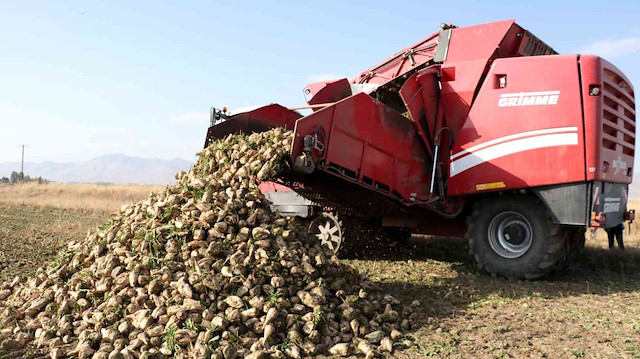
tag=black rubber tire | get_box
[565,227,586,260]
[467,196,567,280]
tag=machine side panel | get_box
[448,55,586,195]
[445,20,515,63]
[590,181,628,228]
[399,68,440,155]
[580,55,635,184]
[305,78,353,110]
[440,20,517,138]
[361,145,395,190]
[532,182,589,225]
[327,130,365,174]
[291,93,432,203]
[352,32,440,87]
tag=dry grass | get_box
[0,182,165,213]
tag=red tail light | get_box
[591,212,607,227]
[625,209,635,221]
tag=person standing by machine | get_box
[605,223,625,250]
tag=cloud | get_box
[307,74,345,83]
[170,111,209,124]
[579,37,640,59]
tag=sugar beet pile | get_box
[0,128,416,359]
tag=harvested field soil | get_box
[349,236,640,358]
[0,204,105,283]
[2,203,640,358]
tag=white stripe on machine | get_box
[500,90,561,98]
[451,126,577,160]
[450,131,578,177]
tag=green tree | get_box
[9,171,19,184]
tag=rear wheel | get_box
[468,196,567,280]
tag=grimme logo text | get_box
[498,91,560,107]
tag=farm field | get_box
[0,182,165,213]
[0,185,639,358]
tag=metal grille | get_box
[601,68,635,157]
[518,31,557,56]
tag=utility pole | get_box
[18,145,28,177]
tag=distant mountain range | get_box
[0,154,193,185]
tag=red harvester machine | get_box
[205,20,636,279]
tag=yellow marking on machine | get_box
[476,181,506,191]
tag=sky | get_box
[1,0,639,164]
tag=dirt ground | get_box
[0,204,106,282]
[1,200,640,358]
[349,237,640,358]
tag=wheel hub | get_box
[316,220,341,252]
[487,211,533,259]
[309,213,343,254]
[502,221,527,245]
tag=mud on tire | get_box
[468,195,567,280]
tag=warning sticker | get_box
[476,181,506,191]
